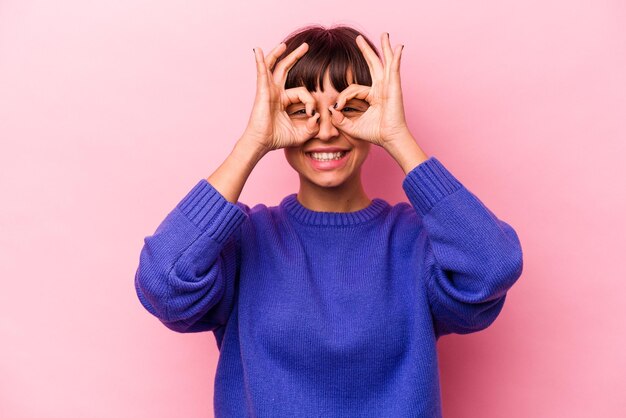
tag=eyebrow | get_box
[346,98,369,106]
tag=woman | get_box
[134,25,523,417]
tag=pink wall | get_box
[1,1,625,417]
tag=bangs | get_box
[278,25,380,92]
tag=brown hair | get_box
[275,24,381,92]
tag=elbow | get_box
[460,294,507,334]
[501,222,524,287]
[134,264,170,320]
[161,319,193,333]
[443,294,507,336]
[431,293,507,337]
[135,271,200,333]
[498,243,524,290]
[480,244,524,302]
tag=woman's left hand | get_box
[328,32,411,148]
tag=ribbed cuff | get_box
[176,179,248,242]
[402,156,463,217]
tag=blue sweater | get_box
[134,156,523,417]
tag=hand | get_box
[328,32,411,148]
[240,42,322,153]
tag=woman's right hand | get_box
[241,42,321,153]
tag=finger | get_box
[273,42,309,86]
[284,86,317,116]
[334,84,371,110]
[381,32,394,72]
[390,44,404,83]
[265,42,287,72]
[291,111,321,145]
[297,112,321,142]
[253,47,270,92]
[355,34,384,79]
[328,105,356,135]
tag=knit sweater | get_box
[134,156,523,417]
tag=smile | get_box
[305,150,351,171]
[306,151,347,161]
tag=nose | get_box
[314,107,340,141]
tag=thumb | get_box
[328,106,355,135]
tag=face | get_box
[283,68,372,190]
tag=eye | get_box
[289,108,307,116]
[342,106,366,116]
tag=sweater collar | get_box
[280,193,389,227]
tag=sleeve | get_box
[134,179,250,333]
[402,156,524,338]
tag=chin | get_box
[301,162,365,190]
[306,175,350,189]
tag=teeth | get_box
[307,151,347,161]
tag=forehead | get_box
[313,67,355,97]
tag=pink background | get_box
[1,1,625,417]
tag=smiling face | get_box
[283,67,372,190]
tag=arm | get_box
[329,31,523,338]
[400,154,524,338]
[134,138,267,333]
[135,38,318,333]
[207,137,268,203]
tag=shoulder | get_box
[385,200,423,228]
[234,200,274,219]
[233,200,285,231]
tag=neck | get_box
[296,172,371,213]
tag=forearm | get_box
[383,131,430,175]
[207,137,268,203]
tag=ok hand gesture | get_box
[328,33,411,148]
[241,42,322,153]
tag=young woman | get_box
[134,25,523,418]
